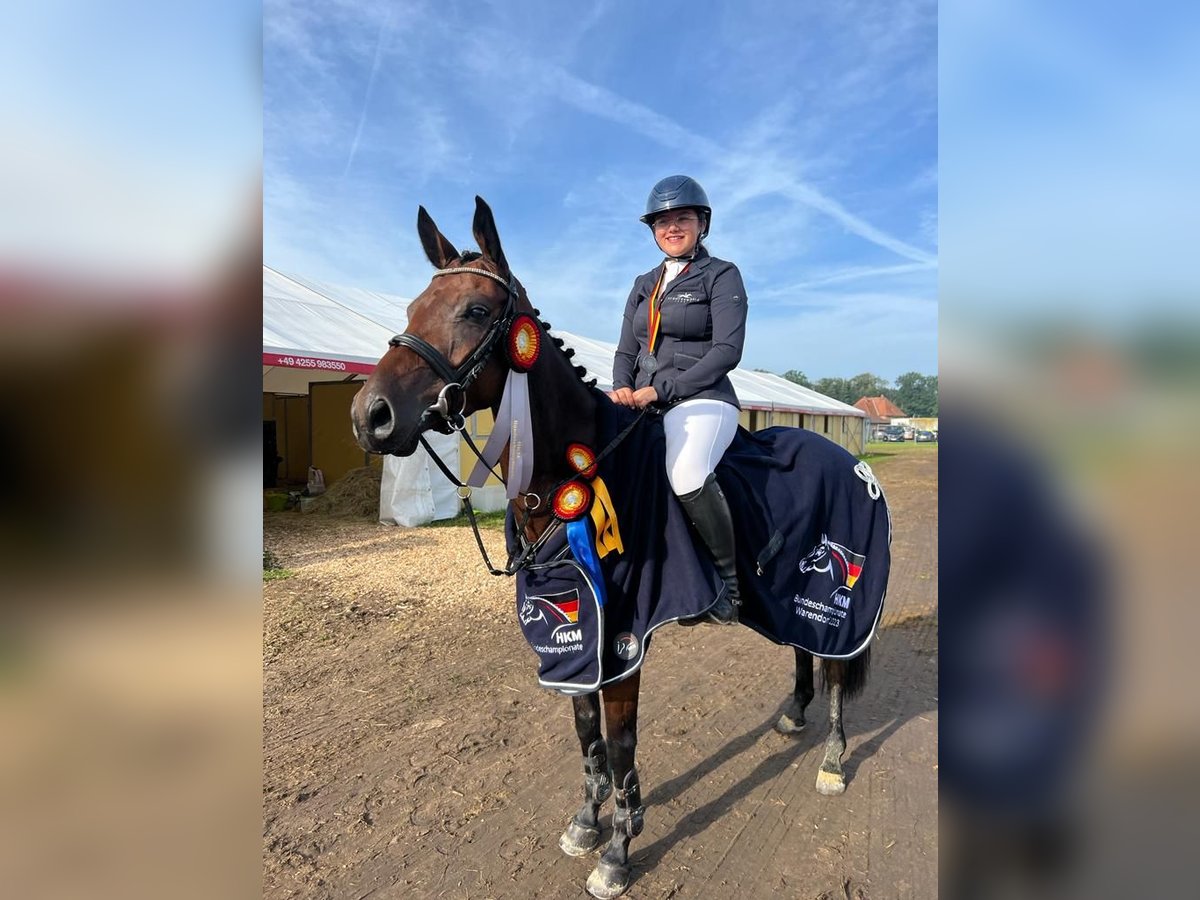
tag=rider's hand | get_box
[608,387,636,407]
[631,386,659,409]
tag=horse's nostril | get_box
[368,397,394,439]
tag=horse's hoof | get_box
[815,768,846,795]
[586,858,631,899]
[559,820,602,857]
[775,713,806,734]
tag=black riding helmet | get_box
[640,175,711,238]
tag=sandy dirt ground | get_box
[264,446,938,899]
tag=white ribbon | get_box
[853,461,882,500]
[467,369,535,499]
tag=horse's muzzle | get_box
[365,396,395,441]
[349,391,393,447]
[351,391,408,454]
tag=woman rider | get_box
[609,175,747,624]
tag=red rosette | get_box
[552,480,594,521]
[506,314,541,372]
[565,442,598,480]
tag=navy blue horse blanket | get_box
[508,399,891,695]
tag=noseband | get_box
[388,265,518,430]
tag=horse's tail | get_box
[818,646,872,700]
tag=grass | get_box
[263,549,295,582]
[858,439,939,464]
[425,507,508,530]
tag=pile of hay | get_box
[305,466,382,518]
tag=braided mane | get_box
[448,250,597,388]
[448,251,598,388]
[531,307,597,389]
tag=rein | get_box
[420,407,651,578]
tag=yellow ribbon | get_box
[589,476,624,559]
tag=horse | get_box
[350,197,874,899]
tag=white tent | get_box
[262,268,468,525]
[262,265,403,394]
[263,266,868,521]
[729,368,866,416]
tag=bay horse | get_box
[350,197,872,899]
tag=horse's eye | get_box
[464,305,491,323]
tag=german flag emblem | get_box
[542,592,580,624]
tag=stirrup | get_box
[706,593,738,625]
[679,591,737,626]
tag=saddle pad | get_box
[508,401,891,695]
[508,401,724,694]
[720,425,892,659]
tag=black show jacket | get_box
[612,246,747,408]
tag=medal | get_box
[639,354,659,374]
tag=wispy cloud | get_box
[511,58,935,265]
[764,262,937,293]
[342,9,395,176]
[265,2,938,376]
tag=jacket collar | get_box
[657,243,710,274]
[658,244,712,284]
[664,243,710,265]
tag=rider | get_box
[609,175,748,624]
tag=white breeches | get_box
[662,399,739,495]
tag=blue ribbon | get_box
[566,517,607,609]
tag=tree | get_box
[890,372,938,417]
[847,372,891,404]
[813,376,852,404]
[773,367,937,413]
[782,369,812,388]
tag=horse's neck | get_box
[499,345,597,530]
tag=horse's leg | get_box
[776,647,816,734]
[560,692,611,857]
[815,659,849,795]
[586,673,642,900]
[815,648,871,795]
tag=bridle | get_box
[385,261,650,578]
[385,261,544,574]
[388,264,519,432]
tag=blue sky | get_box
[264,0,937,382]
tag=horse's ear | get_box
[472,196,509,275]
[417,205,459,269]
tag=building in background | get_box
[854,395,907,440]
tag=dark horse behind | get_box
[351,197,877,899]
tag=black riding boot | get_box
[679,473,740,625]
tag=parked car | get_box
[915,429,935,443]
[880,425,906,442]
